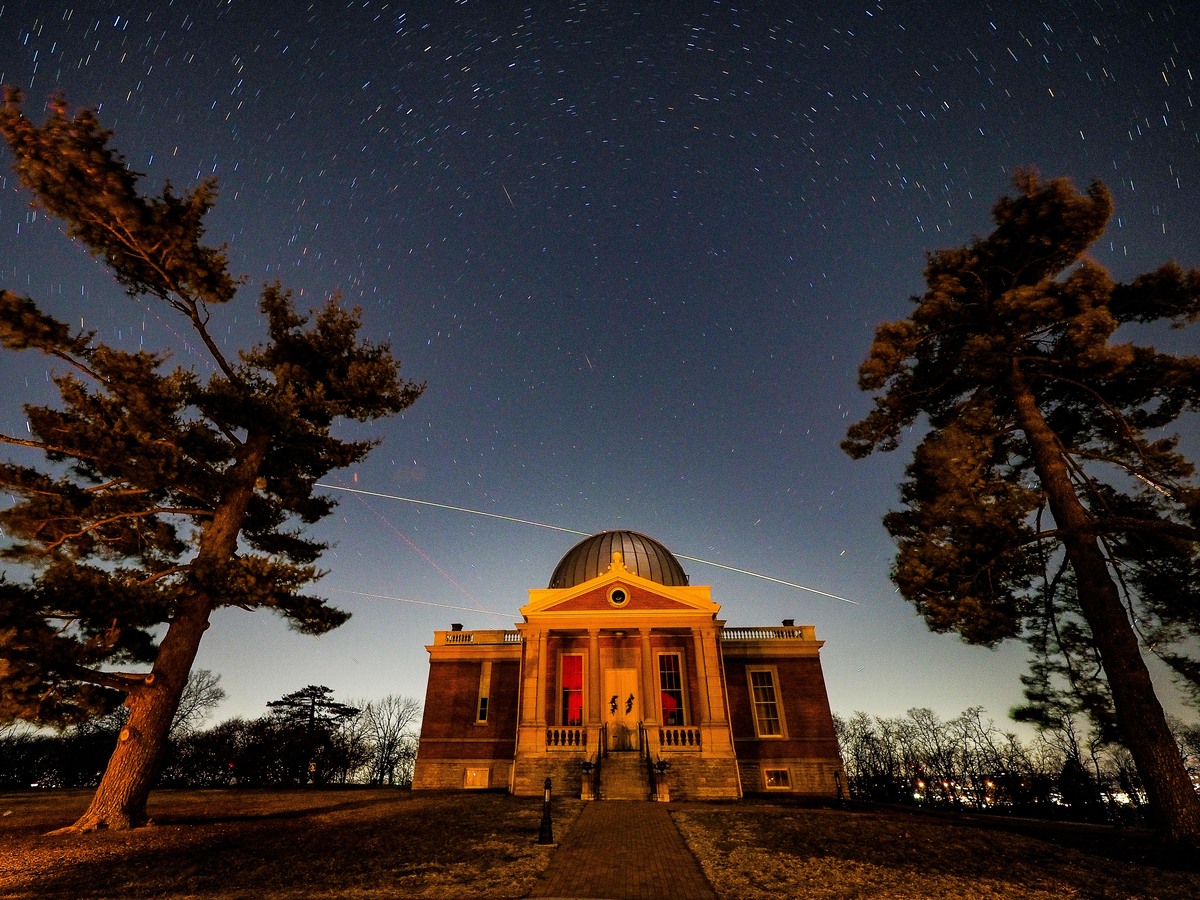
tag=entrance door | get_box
[603,668,640,751]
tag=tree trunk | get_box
[57,432,271,833]
[57,595,212,832]
[1009,361,1200,845]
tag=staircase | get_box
[599,751,651,800]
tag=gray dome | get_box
[549,530,689,588]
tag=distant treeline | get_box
[835,707,1200,826]
[0,688,421,791]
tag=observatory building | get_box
[411,530,844,800]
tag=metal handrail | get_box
[594,724,606,798]
[639,722,657,798]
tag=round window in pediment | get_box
[608,586,629,607]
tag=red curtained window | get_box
[561,654,583,726]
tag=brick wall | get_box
[723,655,840,748]
[722,650,844,796]
[413,656,522,790]
[416,658,520,750]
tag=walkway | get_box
[528,801,717,900]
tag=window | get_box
[748,667,784,737]
[658,653,685,726]
[476,660,491,724]
[763,768,792,790]
[561,654,584,726]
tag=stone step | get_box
[598,752,651,800]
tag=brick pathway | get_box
[527,800,717,900]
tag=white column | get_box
[534,630,549,726]
[588,628,602,726]
[690,626,711,725]
[640,627,658,726]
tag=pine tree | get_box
[266,685,360,784]
[267,685,360,734]
[844,170,1200,845]
[0,90,424,831]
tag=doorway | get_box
[603,667,640,751]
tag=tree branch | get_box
[0,433,102,463]
[40,507,212,553]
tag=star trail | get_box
[1,1,1196,727]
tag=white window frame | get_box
[560,653,585,726]
[475,660,492,724]
[657,651,688,726]
[746,665,787,739]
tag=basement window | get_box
[763,768,792,790]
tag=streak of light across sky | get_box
[316,482,861,604]
[0,1,1196,729]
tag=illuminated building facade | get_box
[412,530,844,799]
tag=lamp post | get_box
[538,777,554,844]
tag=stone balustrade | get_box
[546,727,587,750]
[436,629,522,645]
[721,625,815,641]
[658,726,702,750]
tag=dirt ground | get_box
[3,789,1198,899]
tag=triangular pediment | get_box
[522,563,719,623]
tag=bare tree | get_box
[169,670,227,739]
[1168,717,1200,773]
[906,709,962,807]
[950,708,1003,808]
[835,711,911,802]
[837,706,1071,815]
[362,695,421,786]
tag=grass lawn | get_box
[675,801,1200,900]
[2,789,1198,899]
[0,788,583,899]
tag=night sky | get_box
[2,1,1197,732]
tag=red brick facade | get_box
[412,532,845,799]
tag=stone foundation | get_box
[657,756,742,800]
[737,757,844,796]
[510,753,590,797]
[412,759,513,791]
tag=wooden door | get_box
[603,668,640,750]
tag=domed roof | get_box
[549,530,689,588]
